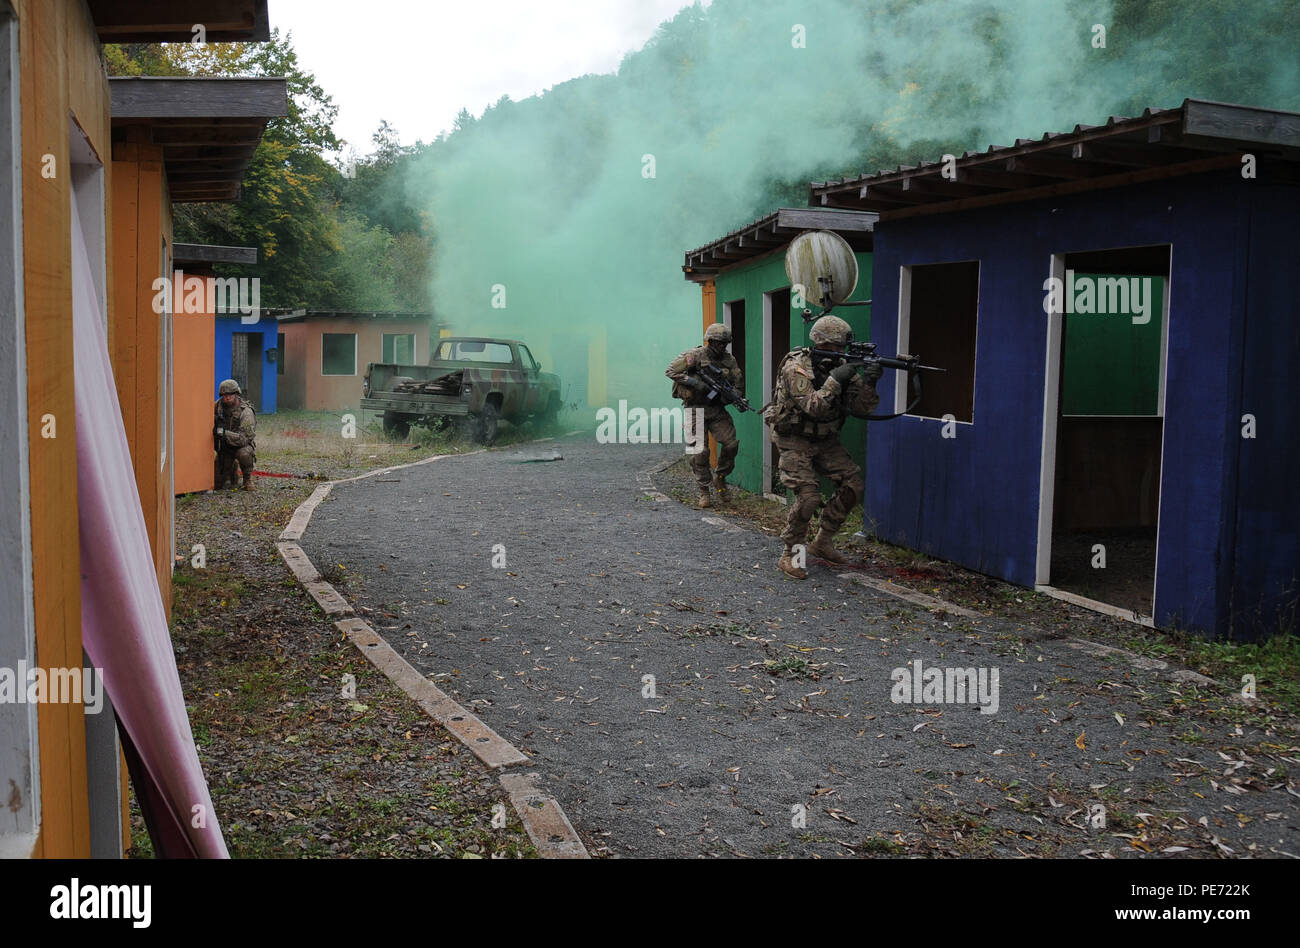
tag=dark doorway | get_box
[1049,245,1170,616]
[727,299,746,379]
[767,289,791,494]
[232,332,263,410]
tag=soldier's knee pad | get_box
[838,478,864,506]
[793,490,821,520]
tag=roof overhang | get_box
[89,0,270,43]
[271,311,439,323]
[810,99,1300,222]
[111,77,288,203]
[682,207,877,283]
[173,243,257,268]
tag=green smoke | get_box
[406,0,1299,413]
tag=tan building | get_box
[277,311,439,411]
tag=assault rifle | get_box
[810,340,945,377]
[810,341,945,421]
[696,362,753,413]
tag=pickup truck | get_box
[361,337,562,445]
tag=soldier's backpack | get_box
[761,348,808,431]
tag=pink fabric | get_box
[71,197,227,858]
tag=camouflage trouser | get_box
[215,446,255,486]
[684,404,738,489]
[773,432,863,546]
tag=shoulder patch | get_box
[790,374,811,395]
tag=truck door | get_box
[518,344,542,414]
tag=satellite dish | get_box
[785,230,859,310]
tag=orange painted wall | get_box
[110,136,174,615]
[702,279,718,468]
[173,287,215,494]
[280,317,435,411]
[18,0,111,858]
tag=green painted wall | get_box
[711,248,872,496]
[1061,274,1166,416]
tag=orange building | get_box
[277,311,439,411]
[1,0,278,859]
[171,243,261,494]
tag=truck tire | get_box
[382,412,410,440]
[471,401,499,445]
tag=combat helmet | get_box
[704,323,732,344]
[218,378,242,396]
[809,315,853,347]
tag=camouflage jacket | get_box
[666,345,744,406]
[214,397,256,450]
[763,347,878,439]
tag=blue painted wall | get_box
[866,170,1296,638]
[214,316,278,413]
[1226,185,1300,638]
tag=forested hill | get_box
[108,0,1299,326]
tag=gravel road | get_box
[301,433,1300,858]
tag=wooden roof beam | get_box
[1071,140,1196,168]
[901,175,991,198]
[90,0,269,42]
[882,152,1241,222]
[1004,154,1108,180]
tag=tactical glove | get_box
[829,362,859,385]
[215,427,225,437]
[684,376,709,392]
[861,361,883,384]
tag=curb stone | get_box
[277,443,590,859]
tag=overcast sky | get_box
[271,0,700,155]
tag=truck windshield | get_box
[434,341,514,364]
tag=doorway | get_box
[1038,246,1171,618]
[232,332,263,410]
[762,289,791,497]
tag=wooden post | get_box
[701,280,718,469]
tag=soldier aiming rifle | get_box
[666,323,746,508]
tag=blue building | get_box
[214,314,278,413]
[811,99,1299,639]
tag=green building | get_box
[682,207,876,497]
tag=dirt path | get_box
[160,462,537,858]
[299,434,1300,858]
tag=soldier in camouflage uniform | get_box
[763,315,881,579]
[665,323,744,508]
[214,378,257,490]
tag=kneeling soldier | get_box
[666,323,744,508]
[763,315,880,578]
[214,378,257,490]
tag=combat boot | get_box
[777,545,807,580]
[712,474,729,503]
[242,472,255,491]
[808,527,846,564]
[697,488,712,509]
